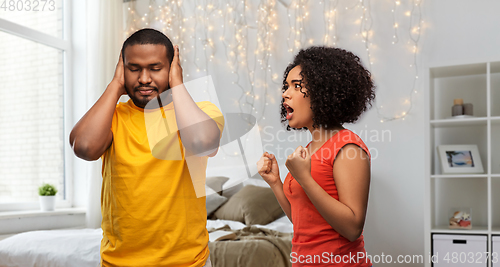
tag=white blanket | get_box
[207,215,293,233]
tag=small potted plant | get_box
[38,183,58,211]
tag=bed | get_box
[0,177,293,267]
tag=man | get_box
[69,28,223,267]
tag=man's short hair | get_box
[122,28,174,63]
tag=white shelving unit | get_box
[425,60,500,267]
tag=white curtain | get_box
[85,0,124,228]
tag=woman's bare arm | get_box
[269,181,292,222]
[258,152,292,222]
[298,145,370,241]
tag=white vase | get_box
[39,196,56,211]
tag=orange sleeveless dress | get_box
[283,129,372,266]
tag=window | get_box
[0,0,71,211]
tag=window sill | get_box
[0,207,86,220]
[0,207,87,235]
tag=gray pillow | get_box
[206,186,228,215]
[214,185,284,225]
[206,176,229,195]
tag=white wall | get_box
[424,1,500,65]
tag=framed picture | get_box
[437,145,484,174]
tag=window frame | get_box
[0,0,73,212]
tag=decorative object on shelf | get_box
[463,103,473,116]
[451,98,474,117]
[448,208,472,229]
[452,98,464,116]
[437,145,484,174]
[38,183,58,211]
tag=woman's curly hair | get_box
[280,46,376,131]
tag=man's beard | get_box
[126,84,169,109]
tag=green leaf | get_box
[38,183,58,196]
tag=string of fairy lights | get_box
[376,0,422,122]
[323,0,339,46]
[124,0,424,125]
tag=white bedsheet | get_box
[0,217,293,267]
[0,228,102,267]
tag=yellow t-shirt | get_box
[100,99,224,267]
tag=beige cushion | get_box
[221,182,243,199]
[214,185,284,225]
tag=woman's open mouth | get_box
[284,103,294,120]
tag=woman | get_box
[258,46,375,266]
